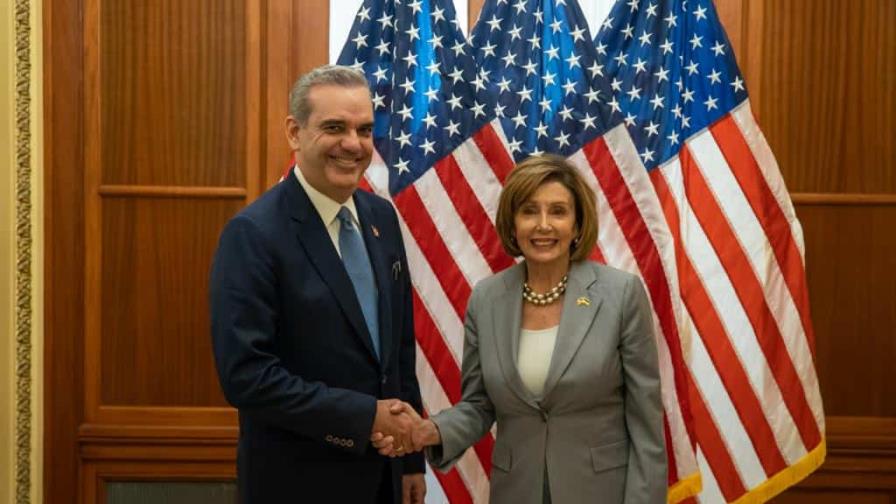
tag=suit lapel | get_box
[540,261,604,400]
[285,179,379,363]
[492,263,540,410]
[355,193,393,369]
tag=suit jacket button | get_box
[381,374,387,384]
[325,434,334,442]
[347,439,355,448]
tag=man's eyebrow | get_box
[319,119,346,127]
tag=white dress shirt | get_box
[294,166,360,257]
[517,325,559,397]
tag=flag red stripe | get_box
[413,291,462,403]
[583,137,695,445]
[428,462,475,504]
[435,155,515,273]
[652,170,789,476]
[681,146,822,450]
[663,413,680,485]
[394,186,471,320]
[472,123,516,183]
[688,374,748,501]
[709,116,816,353]
[588,245,606,264]
[412,291,495,477]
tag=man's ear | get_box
[285,115,302,151]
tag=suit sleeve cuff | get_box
[402,452,426,474]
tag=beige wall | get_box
[2,0,43,502]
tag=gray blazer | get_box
[426,261,667,504]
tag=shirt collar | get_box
[293,166,359,227]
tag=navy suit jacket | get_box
[210,175,425,503]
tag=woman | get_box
[377,155,667,503]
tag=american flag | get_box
[594,0,826,502]
[336,0,825,501]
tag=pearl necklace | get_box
[522,275,568,306]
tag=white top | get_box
[294,166,359,257]
[517,325,559,397]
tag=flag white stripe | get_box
[451,137,504,223]
[604,125,685,310]
[667,157,807,469]
[491,119,515,157]
[567,151,638,273]
[683,306,766,488]
[413,169,495,285]
[688,131,823,441]
[400,216,465,366]
[695,447,726,504]
[730,101,805,260]
[416,346,490,504]
[650,290,696,480]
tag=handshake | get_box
[370,399,441,457]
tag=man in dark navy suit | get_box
[210,65,426,504]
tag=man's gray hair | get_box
[288,65,370,125]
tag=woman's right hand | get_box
[371,418,442,457]
[411,419,441,449]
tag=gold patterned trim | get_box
[15,0,33,501]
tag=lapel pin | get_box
[576,296,591,307]
[371,225,380,238]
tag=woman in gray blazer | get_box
[376,155,667,503]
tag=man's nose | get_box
[341,130,363,151]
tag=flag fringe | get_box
[732,440,827,504]
[668,471,702,503]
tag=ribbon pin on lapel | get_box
[371,225,380,238]
[576,296,591,307]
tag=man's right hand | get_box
[371,399,418,455]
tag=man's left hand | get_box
[402,473,426,504]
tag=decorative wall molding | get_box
[14,0,33,502]
[791,193,896,206]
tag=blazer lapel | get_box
[355,193,393,369]
[492,263,540,410]
[285,179,379,362]
[540,261,604,400]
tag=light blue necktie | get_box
[337,206,380,360]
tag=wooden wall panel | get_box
[798,203,896,417]
[44,0,87,500]
[83,0,260,419]
[98,1,248,187]
[46,0,265,501]
[747,0,896,500]
[263,0,330,188]
[755,0,896,194]
[99,198,240,407]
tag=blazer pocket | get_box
[491,443,512,473]
[590,439,628,473]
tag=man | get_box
[210,65,426,504]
